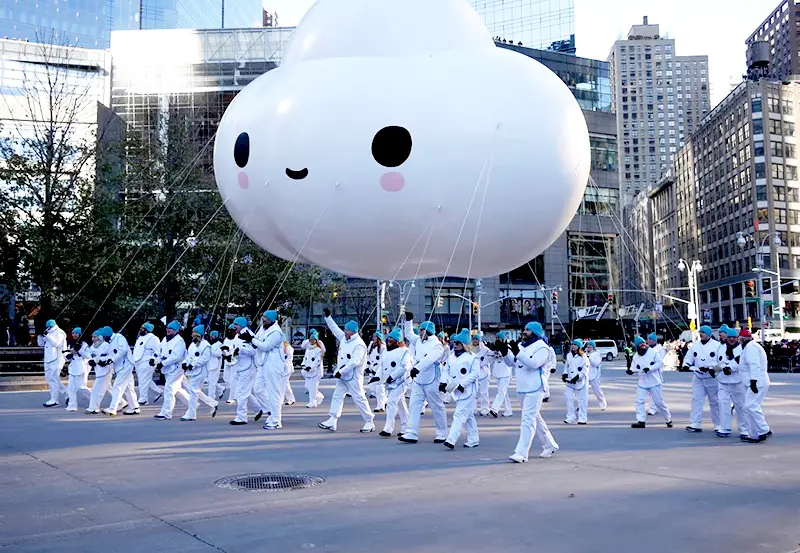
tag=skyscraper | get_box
[468,0,575,52]
[746,0,799,80]
[0,0,261,49]
[609,17,711,203]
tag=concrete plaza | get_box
[1,363,799,553]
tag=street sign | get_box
[746,298,760,304]
[654,302,663,313]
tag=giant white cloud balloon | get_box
[214,0,590,280]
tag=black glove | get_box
[323,308,331,318]
[221,345,230,352]
[234,348,240,357]
[626,368,634,375]
[561,373,568,382]
[750,380,758,394]
[65,353,73,361]
[241,332,253,343]
[723,367,732,376]
[709,368,716,379]
[410,367,419,379]
[550,367,556,374]
[405,311,414,321]
[334,371,341,379]
[156,362,163,371]
[385,376,394,384]
[223,355,232,362]
[643,367,650,373]
[88,360,96,368]
[369,377,380,384]
[498,342,509,357]
[456,385,465,393]
[181,363,189,371]
[438,382,448,393]
[699,367,709,373]
[570,375,580,385]
[60,368,68,378]
[485,342,496,352]
[149,358,156,367]
[509,341,520,356]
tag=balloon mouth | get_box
[238,172,249,189]
[286,167,309,180]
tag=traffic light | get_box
[552,290,558,304]
[472,302,479,316]
[437,296,444,308]
[333,291,339,299]
[608,292,615,306]
[381,315,388,324]
[745,281,755,298]
[747,316,753,330]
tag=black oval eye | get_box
[234,132,250,168]
[372,126,412,167]
[460,368,467,374]
[391,362,396,367]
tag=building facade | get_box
[609,17,711,203]
[0,0,262,49]
[747,0,799,80]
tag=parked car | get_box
[592,339,619,361]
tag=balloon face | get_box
[214,0,590,280]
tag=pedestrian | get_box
[738,329,772,443]
[180,325,218,421]
[682,326,721,433]
[376,328,412,438]
[628,336,673,429]
[300,329,325,408]
[440,329,480,449]
[585,340,608,410]
[562,339,589,424]
[154,321,190,421]
[488,331,513,418]
[713,325,748,438]
[37,319,66,407]
[134,323,162,405]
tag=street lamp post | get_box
[387,280,416,326]
[678,258,702,340]
[538,284,563,338]
[737,231,783,343]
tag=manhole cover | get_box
[214,473,325,492]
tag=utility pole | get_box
[221,0,225,28]
[475,279,483,335]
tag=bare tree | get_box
[0,31,109,321]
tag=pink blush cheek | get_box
[380,172,405,192]
[238,172,249,189]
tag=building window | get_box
[775,208,787,224]
[769,119,782,135]
[768,97,780,112]
[772,164,785,180]
[757,185,768,201]
[774,185,786,202]
[754,119,764,134]
[754,141,765,157]
[785,121,795,136]
[782,98,793,115]
[771,141,784,157]
[790,209,800,224]
[568,235,618,309]
[756,162,766,179]
[786,143,796,158]
[787,165,798,181]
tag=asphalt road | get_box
[1,362,799,553]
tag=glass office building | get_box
[468,0,575,52]
[0,0,261,49]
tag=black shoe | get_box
[154,415,167,420]
[489,410,498,418]
[577,422,587,425]
[43,402,58,408]
[685,426,702,433]
[154,393,163,403]
[443,441,455,449]
[631,421,646,428]
[398,436,418,444]
[766,430,773,437]
[65,398,69,406]
[433,438,446,444]
[123,409,140,415]
[463,443,479,448]
[666,421,673,428]
[373,408,385,413]
[542,397,549,403]
[396,432,403,437]
[759,432,772,441]
[254,410,263,422]
[742,436,764,444]
[230,420,247,426]
[379,431,391,437]
[715,430,730,437]
[211,406,218,418]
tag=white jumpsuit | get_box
[182,339,218,420]
[133,332,162,404]
[322,316,374,430]
[739,340,771,440]
[207,340,224,401]
[438,345,452,404]
[683,338,721,431]
[301,340,325,407]
[365,342,387,411]
[507,339,559,460]
[156,334,189,419]
[713,342,748,436]
[106,333,139,415]
[65,343,91,411]
[250,323,288,428]
[489,348,513,416]
[232,331,260,423]
[380,346,412,435]
[86,341,112,413]
[631,347,672,424]
[283,342,296,406]
[37,326,66,405]
[442,350,480,447]
[563,352,589,424]
[587,351,607,410]
[474,343,492,415]
[402,319,447,442]
[221,336,239,403]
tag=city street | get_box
[1,362,799,553]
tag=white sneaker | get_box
[509,453,527,463]
[318,418,336,431]
[65,407,77,412]
[360,421,376,433]
[102,409,116,417]
[225,399,236,405]
[539,447,557,458]
[501,412,513,417]
[306,402,316,408]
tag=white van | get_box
[592,339,619,361]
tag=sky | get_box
[263,0,779,108]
